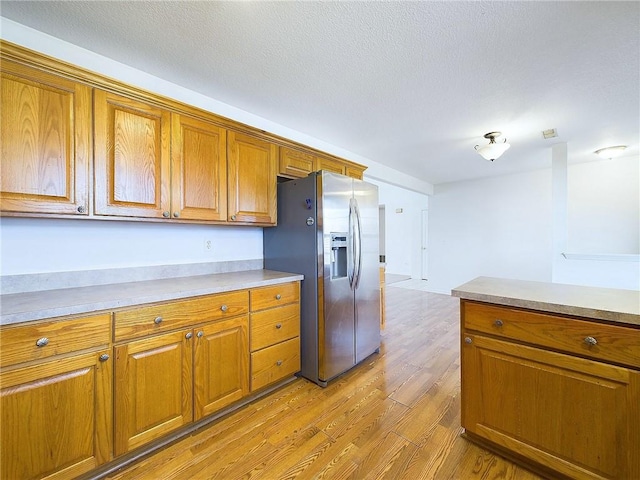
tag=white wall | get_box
[428,156,640,294]
[0,218,262,275]
[555,155,640,290]
[428,169,553,294]
[367,178,429,278]
[567,156,639,254]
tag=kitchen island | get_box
[452,277,639,480]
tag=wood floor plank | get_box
[105,286,544,480]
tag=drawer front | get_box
[250,282,299,312]
[463,301,640,368]
[250,303,300,351]
[114,291,249,342]
[0,314,111,368]
[251,337,300,391]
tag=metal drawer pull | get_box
[276,360,283,366]
[275,294,282,300]
[154,316,163,325]
[494,319,504,327]
[584,336,598,346]
[464,337,472,344]
[221,305,228,312]
[185,332,193,339]
[275,323,282,329]
[36,337,49,347]
[99,354,110,362]
[197,331,204,338]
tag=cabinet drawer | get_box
[0,314,111,368]
[250,282,299,312]
[250,303,300,351]
[114,291,249,342]
[251,337,300,391]
[463,301,640,369]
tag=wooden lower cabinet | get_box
[114,329,193,456]
[113,316,250,455]
[461,300,640,480]
[194,316,249,419]
[1,349,112,480]
[249,283,301,392]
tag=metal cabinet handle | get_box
[494,319,504,327]
[36,337,49,347]
[99,353,110,362]
[276,360,283,366]
[154,316,163,325]
[221,305,228,312]
[77,205,86,214]
[163,211,170,218]
[584,336,598,346]
[464,337,472,344]
[173,212,179,218]
[275,323,282,329]
[230,215,237,221]
[185,332,193,340]
[197,331,204,338]
[275,294,282,300]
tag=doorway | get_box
[421,209,428,280]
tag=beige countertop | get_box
[452,276,640,327]
[0,269,303,326]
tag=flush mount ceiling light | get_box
[475,132,510,161]
[594,145,627,159]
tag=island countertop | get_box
[0,269,304,326]
[452,276,639,327]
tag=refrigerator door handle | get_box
[347,199,355,289]
[353,200,363,289]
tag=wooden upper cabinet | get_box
[0,60,91,215]
[279,146,316,179]
[172,114,227,221]
[94,90,171,218]
[345,165,365,180]
[316,156,346,176]
[227,131,277,225]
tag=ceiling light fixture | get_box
[594,145,627,159]
[475,132,510,161]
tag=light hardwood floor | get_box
[106,286,543,480]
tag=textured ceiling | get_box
[1,1,638,185]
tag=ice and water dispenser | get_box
[330,232,348,279]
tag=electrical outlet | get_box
[204,239,213,252]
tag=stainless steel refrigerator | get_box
[264,171,380,387]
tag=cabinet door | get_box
[316,156,346,176]
[345,165,365,180]
[194,316,249,420]
[227,131,277,224]
[462,333,640,480]
[1,60,90,215]
[171,114,227,221]
[279,146,316,178]
[94,90,171,218]
[1,350,112,480]
[114,330,193,456]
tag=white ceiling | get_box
[1,1,638,186]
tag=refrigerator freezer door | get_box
[319,172,356,382]
[263,175,321,383]
[353,179,381,363]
